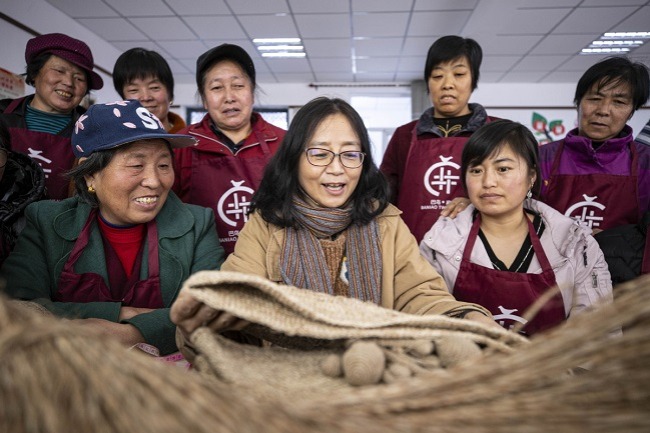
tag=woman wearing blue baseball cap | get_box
[0,100,225,355]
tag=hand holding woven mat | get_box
[0,277,649,432]
[181,270,528,393]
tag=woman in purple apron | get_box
[380,36,497,243]
[0,100,224,355]
[421,120,613,336]
[0,33,104,200]
[539,57,650,232]
[173,44,286,255]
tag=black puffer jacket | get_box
[0,151,46,266]
[594,212,650,285]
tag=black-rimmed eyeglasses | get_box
[304,147,365,169]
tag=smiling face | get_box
[466,143,536,221]
[201,59,254,143]
[578,79,634,142]
[428,56,473,118]
[31,55,88,114]
[122,76,171,130]
[85,139,174,226]
[298,113,362,209]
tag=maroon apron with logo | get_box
[543,140,640,230]
[453,214,565,336]
[5,98,75,200]
[55,210,164,308]
[397,127,467,243]
[187,130,272,255]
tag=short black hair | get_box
[113,48,175,100]
[574,56,650,111]
[25,53,91,95]
[461,119,541,198]
[424,35,483,91]
[251,97,389,227]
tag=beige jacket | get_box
[223,204,490,318]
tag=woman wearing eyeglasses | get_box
[171,97,497,337]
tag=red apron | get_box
[453,214,565,336]
[397,127,466,242]
[187,130,272,255]
[5,98,76,200]
[55,210,164,308]
[543,140,640,230]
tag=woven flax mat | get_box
[183,270,528,395]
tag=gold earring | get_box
[88,185,95,193]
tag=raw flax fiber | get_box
[0,272,648,433]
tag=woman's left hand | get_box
[464,311,502,329]
[170,290,249,338]
[440,197,471,219]
[76,318,146,347]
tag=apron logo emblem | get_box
[564,194,605,228]
[423,155,460,197]
[217,180,254,227]
[493,306,527,330]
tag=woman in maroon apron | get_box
[380,36,497,243]
[173,44,286,255]
[1,100,224,355]
[421,120,613,336]
[0,33,104,200]
[539,57,650,232]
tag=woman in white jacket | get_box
[420,120,612,336]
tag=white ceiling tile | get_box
[227,0,289,15]
[397,57,425,72]
[167,0,230,16]
[164,57,191,74]
[102,0,174,17]
[239,14,299,38]
[408,11,470,37]
[501,8,573,34]
[355,57,398,72]
[184,15,248,40]
[79,18,148,41]
[45,0,117,17]
[310,58,352,72]
[580,0,646,5]
[295,14,351,38]
[414,0,478,11]
[401,37,436,56]
[290,0,349,13]
[479,71,507,83]
[501,71,549,82]
[554,6,639,33]
[273,72,316,82]
[173,73,195,85]
[352,0,411,12]
[517,0,580,6]
[481,56,522,72]
[262,58,312,73]
[530,34,596,55]
[477,35,542,56]
[110,41,160,52]
[303,39,352,58]
[395,71,423,82]
[353,12,409,38]
[354,72,396,81]
[510,55,572,72]
[157,40,210,60]
[354,38,403,57]
[313,72,355,82]
[130,17,196,40]
[613,6,650,32]
[556,54,611,71]
[541,70,586,83]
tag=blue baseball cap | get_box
[72,100,196,158]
